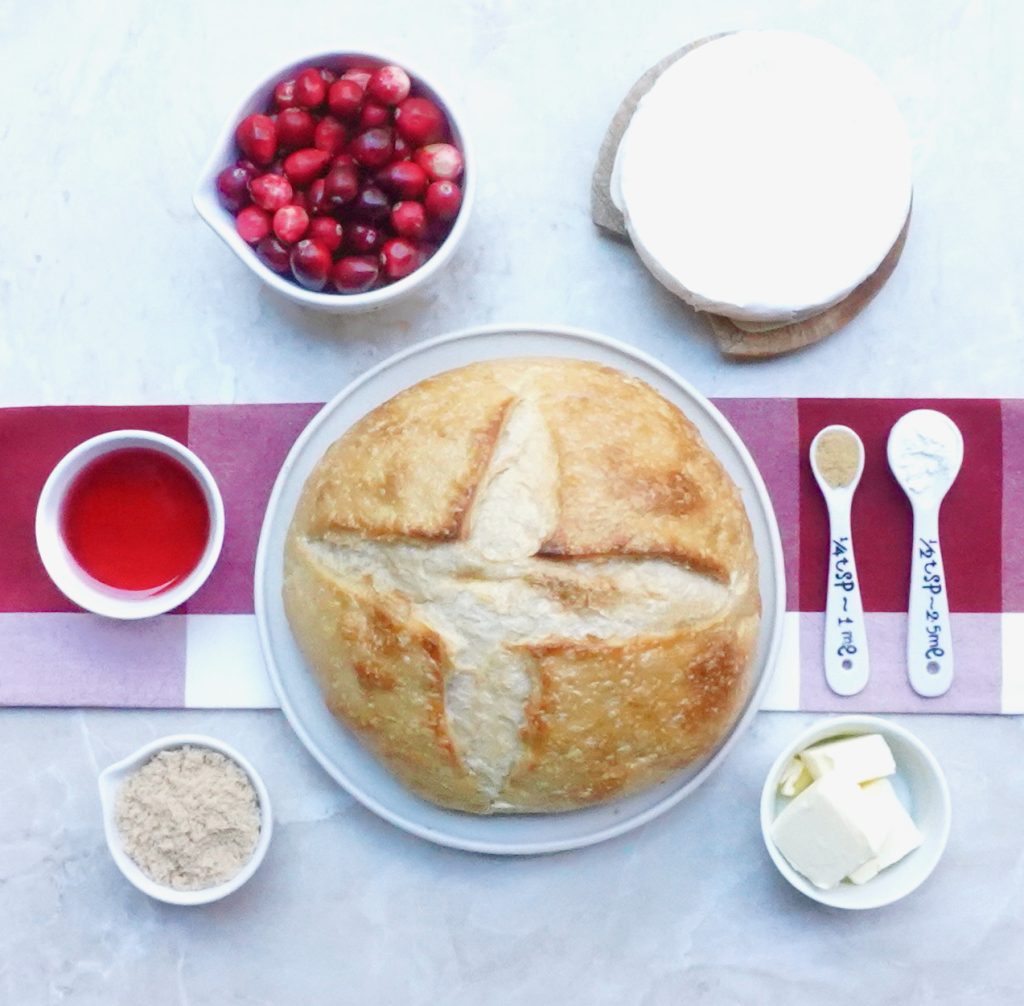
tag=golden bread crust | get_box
[283,358,760,814]
[525,362,747,581]
[296,367,516,541]
[284,533,492,813]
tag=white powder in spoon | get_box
[889,421,958,494]
[115,745,261,891]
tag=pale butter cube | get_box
[770,773,889,889]
[778,757,813,797]
[847,778,924,885]
[848,856,881,885]
[799,733,896,784]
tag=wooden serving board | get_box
[591,34,911,361]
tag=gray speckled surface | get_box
[2,0,1023,1002]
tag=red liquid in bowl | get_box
[60,448,210,595]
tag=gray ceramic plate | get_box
[253,324,786,854]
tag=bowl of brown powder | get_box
[98,735,272,905]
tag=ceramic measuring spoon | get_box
[887,410,964,698]
[810,425,869,696]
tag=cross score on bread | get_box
[284,359,760,814]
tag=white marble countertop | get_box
[3,1,1023,1002]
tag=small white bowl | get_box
[35,430,225,619]
[98,734,273,906]
[194,50,475,314]
[760,714,951,909]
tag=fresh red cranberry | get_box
[376,160,428,199]
[236,205,271,243]
[424,180,462,221]
[341,68,373,90]
[273,78,296,110]
[332,255,379,292]
[273,204,310,244]
[380,238,420,280]
[323,163,360,209]
[367,65,411,105]
[390,200,427,240]
[313,116,348,155]
[414,143,463,182]
[283,148,331,187]
[327,78,364,119]
[359,102,391,129]
[307,178,328,215]
[276,108,316,150]
[307,216,344,252]
[216,164,253,212]
[351,184,390,222]
[319,67,337,85]
[394,97,445,146]
[346,223,383,253]
[290,239,332,290]
[249,173,294,211]
[235,114,278,166]
[349,128,394,169]
[294,68,327,109]
[256,235,291,272]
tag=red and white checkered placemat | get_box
[2,398,1020,713]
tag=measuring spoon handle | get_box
[907,506,954,697]
[824,501,870,696]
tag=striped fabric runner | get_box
[1,398,1020,713]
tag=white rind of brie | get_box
[612,31,913,324]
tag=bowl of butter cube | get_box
[760,714,951,909]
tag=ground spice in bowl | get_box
[814,429,861,489]
[115,745,261,891]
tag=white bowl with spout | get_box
[193,49,474,314]
[97,734,273,906]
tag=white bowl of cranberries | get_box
[194,52,472,312]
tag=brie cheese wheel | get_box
[612,31,913,324]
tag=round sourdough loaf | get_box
[283,359,760,814]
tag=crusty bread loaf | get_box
[283,358,760,813]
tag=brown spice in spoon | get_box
[815,429,861,488]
